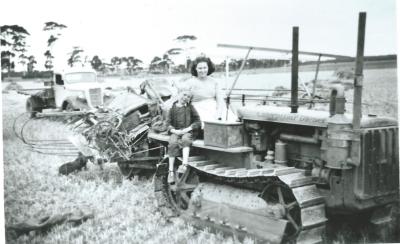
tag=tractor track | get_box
[154,157,327,243]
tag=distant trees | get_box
[6,26,298,75]
[175,35,197,42]
[110,56,121,73]
[0,25,30,75]
[67,46,84,67]
[1,51,15,73]
[90,55,103,72]
[27,55,37,73]
[44,50,54,70]
[124,56,142,74]
[214,58,291,72]
[159,54,173,73]
[166,48,184,55]
[149,56,161,72]
[18,53,29,73]
[43,21,67,70]
[172,35,197,71]
[103,56,143,75]
[149,55,172,74]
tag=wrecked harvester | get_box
[151,13,399,243]
[68,79,175,177]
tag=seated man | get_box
[166,87,201,183]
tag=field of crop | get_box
[2,67,398,243]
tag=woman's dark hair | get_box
[190,56,215,77]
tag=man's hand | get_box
[181,127,192,134]
[171,129,184,135]
[171,127,192,135]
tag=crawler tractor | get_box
[150,13,399,243]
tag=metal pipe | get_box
[222,88,306,92]
[217,43,352,59]
[279,133,319,144]
[353,12,366,129]
[312,54,322,99]
[329,85,345,116]
[227,48,252,98]
[291,27,299,113]
[274,140,288,166]
[279,129,319,144]
[226,47,252,120]
[145,80,165,105]
[225,56,230,93]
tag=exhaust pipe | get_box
[291,26,299,113]
[329,85,346,116]
[353,12,366,129]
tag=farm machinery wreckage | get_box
[13,12,399,243]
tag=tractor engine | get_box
[237,91,399,215]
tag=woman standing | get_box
[183,56,226,122]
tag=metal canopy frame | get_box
[217,43,353,59]
[217,43,355,118]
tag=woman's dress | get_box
[184,77,237,124]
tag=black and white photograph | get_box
[1,0,399,243]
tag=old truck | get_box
[149,12,399,243]
[26,68,110,117]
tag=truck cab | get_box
[53,68,104,110]
[26,68,109,117]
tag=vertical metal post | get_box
[225,56,230,99]
[291,27,299,113]
[312,54,322,98]
[225,56,230,80]
[353,12,366,129]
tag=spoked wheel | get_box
[166,166,199,212]
[117,162,155,179]
[260,181,302,242]
[117,161,134,179]
[116,137,158,179]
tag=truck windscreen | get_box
[65,72,97,83]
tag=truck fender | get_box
[26,96,44,117]
[62,97,80,111]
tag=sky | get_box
[1,0,398,70]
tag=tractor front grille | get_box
[356,127,399,198]
[89,88,102,107]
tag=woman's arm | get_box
[189,105,201,130]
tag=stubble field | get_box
[2,68,398,243]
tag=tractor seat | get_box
[148,132,253,153]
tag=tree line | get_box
[1,24,302,78]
